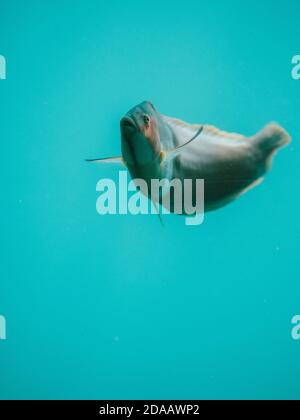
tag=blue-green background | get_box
[0,0,299,400]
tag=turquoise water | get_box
[0,0,300,400]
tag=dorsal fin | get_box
[203,125,245,141]
[162,115,245,144]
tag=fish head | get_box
[120,101,162,166]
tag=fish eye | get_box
[143,114,151,125]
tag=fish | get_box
[87,100,291,215]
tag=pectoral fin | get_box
[160,126,203,163]
[85,156,125,165]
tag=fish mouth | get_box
[120,116,137,130]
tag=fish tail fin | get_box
[253,123,291,154]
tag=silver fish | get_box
[87,101,291,214]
